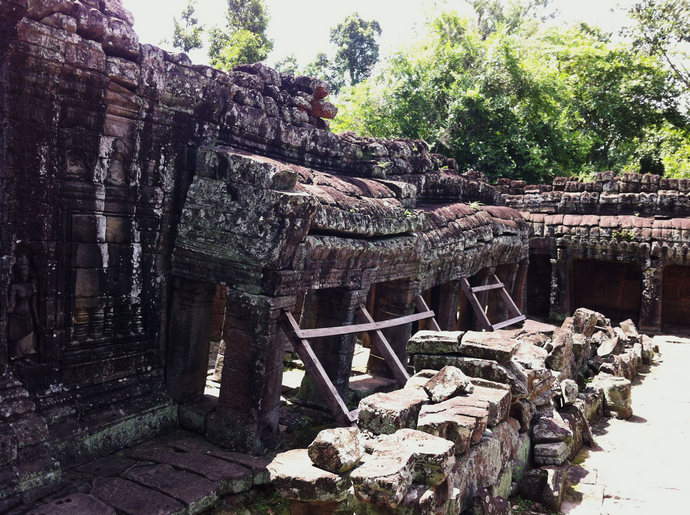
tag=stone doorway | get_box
[662,265,690,332]
[572,260,642,324]
[526,254,552,318]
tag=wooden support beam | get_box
[471,282,504,293]
[494,274,522,319]
[358,305,410,385]
[415,296,442,331]
[492,315,527,330]
[295,310,436,340]
[281,312,355,424]
[459,278,493,331]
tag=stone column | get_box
[208,291,287,454]
[550,247,571,319]
[639,263,663,333]
[367,279,418,377]
[166,277,216,403]
[297,288,365,404]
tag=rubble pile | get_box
[266,308,654,514]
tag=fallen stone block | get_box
[308,427,363,474]
[358,388,429,435]
[470,384,511,426]
[572,308,601,337]
[407,330,463,355]
[376,429,456,486]
[417,404,477,455]
[513,341,548,370]
[534,441,571,466]
[350,450,414,508]
[619,319,640,343]
[404,369,437,391]
[453,436,503,508]
[413,355,528,398]
[268,449,350,503]
[641,335,655,365]
[511,433,531,484]
[532,413,573,444]
[597,334,622,357]
[560,405,594,459]
[591,373,633,419]
[459,331,519,363]
[489,418,521,465]
[433,397,489,445]
[424,366,474,403]
[400,483,452,515]
[519,465,569,512]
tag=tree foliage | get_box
[303,53,346,93]
[273,54,299,76]
[333,4,688,181]
[627,0,690,89]
[171,0,204,53]
[209,0,273,71]
[330,14,382,86]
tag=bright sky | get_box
[123,0,638,66]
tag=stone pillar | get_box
[367,279,418,378]
[166,277,216,403]
[639,263,663,333]
[208,291,286,454]
[297,288,364,404]
[550,247,571,319]
[435,281,461,331]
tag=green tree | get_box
[330,14,382,86]
[273,54,299,75]
[303,53,345,93]
[470,0,554,39]
[627,0,690,89]
[209,0,273,71]
[333,8,686,181]
[171,0,204,53]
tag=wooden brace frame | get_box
[281,295,439,424]
[460,273,526,331]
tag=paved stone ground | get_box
[563,335,690,514]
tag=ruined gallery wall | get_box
[501,172,690,332]
[0,0,531,472]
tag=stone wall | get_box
[502,173,690,332]
[0,0,531,504]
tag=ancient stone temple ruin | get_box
[0,1,686,514]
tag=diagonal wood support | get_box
[460,274,525,331]
[280,296,439,424]
[357,305,410,385]
[281,312,356,424]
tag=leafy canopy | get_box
[171,0,204,53]
[330,14,382,87]
[333,3,688,181]
[209,0,273,71]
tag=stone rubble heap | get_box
[267,309,654,514]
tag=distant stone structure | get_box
[0,1,684,513]
[500,173,690,332]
